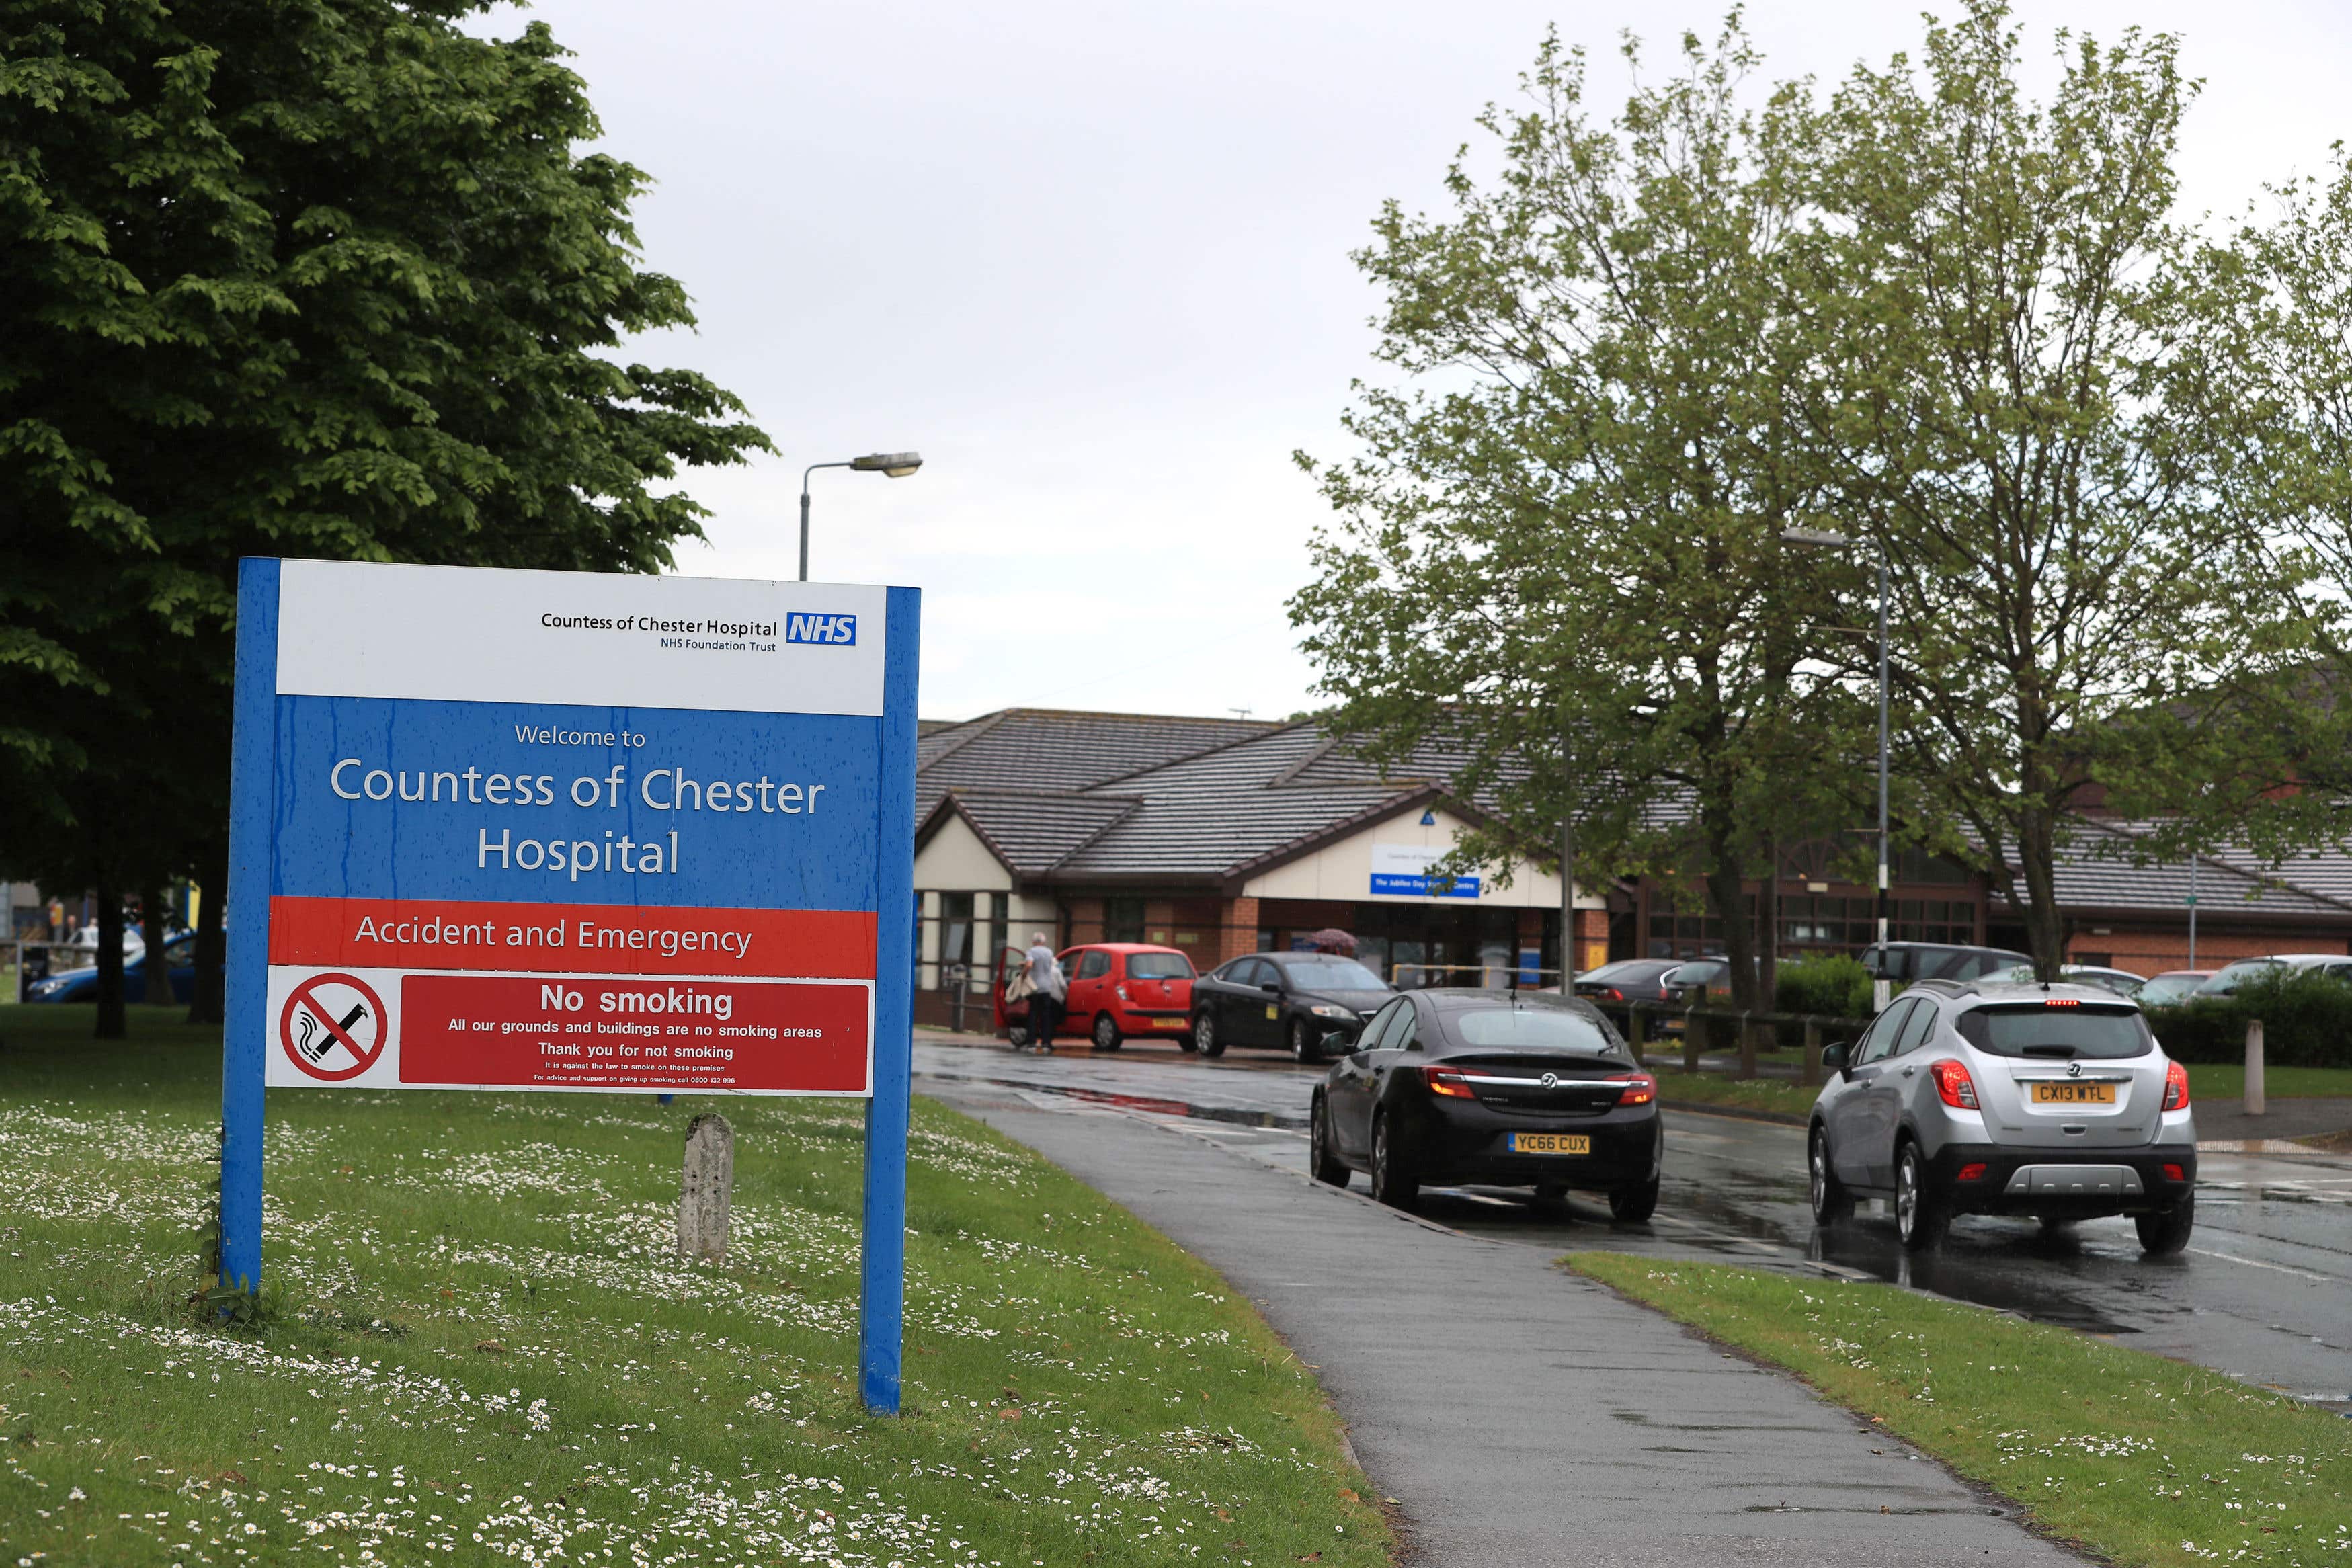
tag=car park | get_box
[1859,940,2033,983]
[1806,978,2196,1253]
[1980,962,2146,999]
[1190,952,1393,1061]
[2131,969,2213,1007]
[2195,953,2352,996]
[1309,989,1662,1217]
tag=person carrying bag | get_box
[1022,932,1066,1054]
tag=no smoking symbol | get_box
[279,973,389,1082]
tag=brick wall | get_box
[2065,925,2345,976]
[1219,897,1260,964]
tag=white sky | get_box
[516,0,2352,723]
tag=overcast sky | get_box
[512,0,2352,723]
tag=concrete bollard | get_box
[1682,1009,1703,1075]
[1736,1010,1758,1081]
[2245,1019,2266,1118]
[1802,1020,1823,1088]
[678,1112,734,1262]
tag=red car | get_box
[993,942,1197,1050]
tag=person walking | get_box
[1024,933,1065,1054]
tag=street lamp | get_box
[1782,525,1893,1011]
[800,452,924,581]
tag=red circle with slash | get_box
[279,973,389,1082]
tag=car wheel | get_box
[2135,1193,2195,1255]
[1091,1012,1121,1052]
[1289,1016,1320,1063]
[1809,1125,1855,1225]
[1609,1175,1660,1224]
[1894,1141,1947,1252]
[1369,1110,1418,1210]
[1194,1012,1223,1058]
[1310,1094,1350,1188]
[1006,1024,1030,1049]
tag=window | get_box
[1857,999,1915,1064]
[1105,897,1145,944]
[1231,958,1271,987]
[1394,1007,1424,1052]
[1955,1004,2152,1060]
[1276,956,1385,991]
[1446,1005,1623,1057]
[1076,950,1111,981]
[1892,999,1938,1057]
[1359,999,1409,1052]
[1127,952,1194,979]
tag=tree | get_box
[1,0,771,1029]
[1291,19,1871,1011]
[1800,1,2301,975]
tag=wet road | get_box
[914,1036,2352,1413]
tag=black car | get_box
[1310,989,1662,1219]
[1572,957,1687,1034]
[1190,952,1394,1061]
[1859,942,2032,983]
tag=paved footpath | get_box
[927,1079,2082,1568]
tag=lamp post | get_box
[800,452,923,582]
[1783,525,1892,1012]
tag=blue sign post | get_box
[220,559,920,1413]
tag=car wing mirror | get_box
[1261,981,1283,995]
[1821,1041,1849,1073]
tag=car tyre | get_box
[1809,1125,1855,1226]
[1289,1016,1320,1063]
[1194,1012,1224,1058]
[2135,1193,2194,1255]
[1090,1013,1122,1051]
[1609,1175,1660,1224]
[1895,1141,1947,1251]
[1310,1094,1350,1188]
[1369,1110,1418,1210]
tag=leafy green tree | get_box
[1,0,770,1030]
[1800,1,2303,975]
[1291,19,1871,1010]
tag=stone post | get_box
[2244,1019,2266,1118]
[678,1113,734,1262]
[1625,1007,1646,1067]
[1801,1020,1824,1088]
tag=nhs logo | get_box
[785,613,858,646]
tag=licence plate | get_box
[2030,1082,2116,1105]
[1509,1132,1591,1155]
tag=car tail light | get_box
[1930,1059,1980,1110]
[2162,1162,2187,1182]
[1609,1072,1656,1106]
[2043,998,2079,1007]
[1423,1065,1477,1099]
[1956,1163,1988,1182]
[1600,987,1625,1002]
[2163,1059,2190,1111]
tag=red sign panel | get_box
[398,973,870,1094]
[268,895,876,979]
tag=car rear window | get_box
[1445,1006,1625,1057]
[1126,952,1193,979]
[1955,1003,2152,1059]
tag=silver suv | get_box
[1807,979,2196,1253]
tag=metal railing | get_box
[1586,999,1875,1086]
[1385,961,1565,991]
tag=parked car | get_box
[1858,942,2033,983]
[1806,978,2196,1253]
[2195,954,2352,997]
[2131,970,2214,1007]
[1309,989,1662,1218]
[993,942,1195,1050]
[1190,952,1394,1061]
[22,934,194,1004]
[1662,957,1730,1005]
[1980,963,2147,999]
[1571,958,1688,1034]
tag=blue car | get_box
[23,935,196,1003]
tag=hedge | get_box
[2144,968,2352,1068]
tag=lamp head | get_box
[1781,526,1853,548]
[850,451,923,478]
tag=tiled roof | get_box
[934,791,1137,877]
[915,708,1275,821]
[2049,822,2352,919]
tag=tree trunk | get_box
[94,884,126,1040]
[188,850,227,1027]
[2015,807,2068,980]
[1701,852,1760,1013]
[141,886,174,1006]
[1759,835,1780,1012]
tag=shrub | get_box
[2144,968,2352,1068]
[1777,954,1874,1021]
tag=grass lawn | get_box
[1572,1254,2352,1567]
[1647,1069,1816,1119]
[0,1006,1390,1567]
